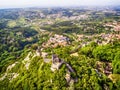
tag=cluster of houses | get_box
[76,32,120,47]
[96,61,112,76]
[45,11,89,20]
[42,34,70,48]
[105,21,120,32]
[95,33,120,45]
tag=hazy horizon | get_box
[0,0,120,9]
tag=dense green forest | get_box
[0,7,120,90]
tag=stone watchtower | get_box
[52,54,61,64]
[51,54,63,72]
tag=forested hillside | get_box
[0,7,120,90]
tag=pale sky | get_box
[0,0,120,8]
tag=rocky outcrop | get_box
[108,74,120,83]
[0,62,19,81]
[7,62,18,72]
[41,52,51,63]
[96,61,112,76]
[22,52,32,69]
